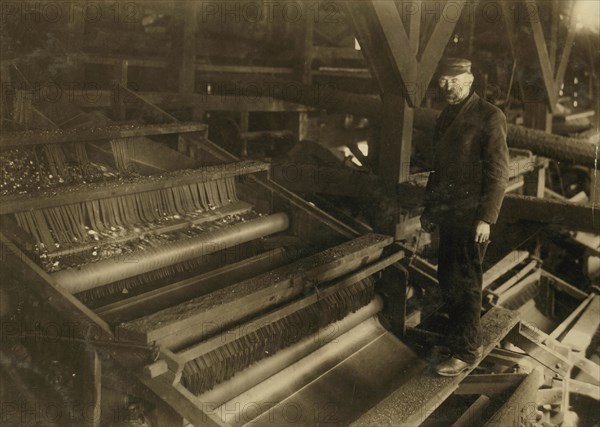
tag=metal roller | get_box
[198,296,384,407]
[51,212,290,294]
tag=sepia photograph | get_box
[0,0,599,425]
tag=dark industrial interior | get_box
[0,1,599,426]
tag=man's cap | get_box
[437,57,472,76]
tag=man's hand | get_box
[421,215,436,233]
[475,220,490,242]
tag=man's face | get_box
[438,72,474,104]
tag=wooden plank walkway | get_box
[351,307,520,426]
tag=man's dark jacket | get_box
[423,92,509,226]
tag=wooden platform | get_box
[350,307,520,426]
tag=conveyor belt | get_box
[1,125,407,426]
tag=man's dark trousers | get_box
[438,225,484,363]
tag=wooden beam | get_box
[395,177,598,232]
[523,102,552,133]
[523,156,548,196]
[351,307,521,426]
[96,248,288,324]
[65,3,85,82]
[548,0,560,72]
[527,0,559,110]
[537,387,563,405]
[496,269,541,308]
[456,373,526,395]
[483,250,530,290]
[500,194,600,234]
[370,0,418,101]
[139,376,227,427]
[487,347,534,372]
[554,1,577,94]
[110,61,129,121]
[271,163,382,199]
[572,354,600,386]
[81,53,295,75]
[485,368,543,426]
[70,90,313,112]
[549,292,595,340]
[378,262,409,336]
[344,1,399,94]
[501,1,557,111]
[379,93,414,186]
[311,46,363,61]
[0,122,207,147]
[488,259,539,297]
[175,1,197,94]
[570,379,600,400]
[114,83,179,123]
[508,323,572,377]
[82,351,101,427]
[295,1,314,85]
[118,234,392,347]
[560,295,600,352]
[451,395,490,427]
[417,0,467,104]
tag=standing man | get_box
[421,58,509,376]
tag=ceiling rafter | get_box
[502,0,578,113]
[346,0,466,107]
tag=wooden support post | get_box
[239,111,249,156]
[540,275,556,317]
[82,350,101,427]
[180,3,197,94]
[521,98,549,197]
[295,2,314,144]
[523,103,552,133]
[452,395,490,427]
[378,263,408,336]
[295,2,314,86]
[560,295,600,353]
[1,61,12,130]
[114,60,128,87]
[378,94,413,238]
[379,91,414,187]
[591,173,600,208]
[523,157,548,198]
[554,1,578,97]
[486,368,543,426]
[346,0,465,236]
[111,61,128,121]
[65,3,85,82]
[192,108,205,123]
[548,0,559,72]
[502,1,559,119]
[456,373,527,395]
[13,90,33,128]
[172,1,197,95]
